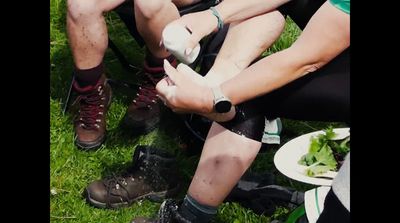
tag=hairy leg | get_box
[67,0,126,69]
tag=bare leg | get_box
[206,10,286,84]
[188,11,286,206]
[188,122,261,205]
[134,0,201,58]
[67,0,126,69]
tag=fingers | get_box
[183,23,202,56]
[176,63,205,84]
[163,59,181,86]
[176,63,196,75]
[184,32,202,56]
[155,77,170,99]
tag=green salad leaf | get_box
[298,126,350,177]
[306,165,332,177]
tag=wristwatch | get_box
[211,86,232,113]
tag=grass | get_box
[50,0,346,222]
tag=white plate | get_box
[304,186,331,223]
[274,128,350,186]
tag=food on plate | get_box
[298,127,350,177]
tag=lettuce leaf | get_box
[299,126,350,177]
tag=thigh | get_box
[258,49,350,123]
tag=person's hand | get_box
[156,60,212,114]
[156,60,235,122]
[168,10,218,56]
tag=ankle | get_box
[177,194,218,223]
[74,62,104,87]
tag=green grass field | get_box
[50,0,346,222]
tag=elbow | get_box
[286,48,329,77]
[286,46,336,77]
[299,61,326,76]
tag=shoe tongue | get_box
[137,149,148,160]
[135,148,152,167]
[132,146,176,174]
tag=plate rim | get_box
[273,127,350,186]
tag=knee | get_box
[135,0,169,19]
[219,150,259,170]
[270,10,286,30]
[67,0,103,21]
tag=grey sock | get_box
[178,194,218,223]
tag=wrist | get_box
[209,6,224,31]
[201,86,214,113]
[210,85,232,113]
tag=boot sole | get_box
[75,134,106,150]
[84,184,181,209]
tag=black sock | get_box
[145,48,175,67]
[74,62,104,87]
[178,194,218,223]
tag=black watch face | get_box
[215,100,231,113]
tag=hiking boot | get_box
[225,171,305,216]
[123,60,177,134]
[84,146,182,209]
[131,199,190,223]
[72,74,112,150]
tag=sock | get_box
[74,62,104,87]
[178,194,218,223]
[145,48,175,68]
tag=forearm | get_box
[221,48,309,106]
[215,0,290,24]
[205,11,286,86]
[219,1,350,107]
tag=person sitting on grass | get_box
[147,0,350,222]
[83,0,349,222]
[84,0,287,214]
[67,0,209,150]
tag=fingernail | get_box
[164,59,171,67]
[159,40,163,47]
[185,48,192,56]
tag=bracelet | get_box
[209,6,224,30]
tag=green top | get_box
[330,0,350,14]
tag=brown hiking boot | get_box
[72,74,112,150]
[123,60,177,134]
[84,146,182,209]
